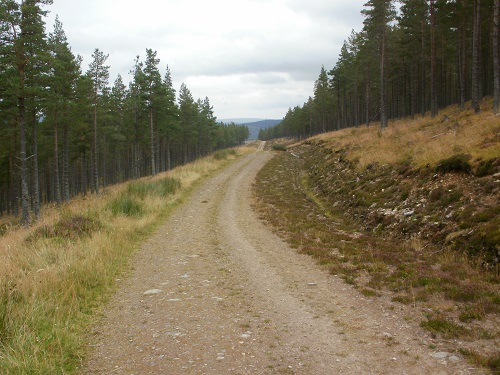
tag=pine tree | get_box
[398,0,428,118]
[362,0,396,128]
[178,83,197,163]
[159,66,179,171]
[313,66,330,132]
[142,49,161,175]
[87,48,109,194]
[48,16,80,204]
[110,74,127,182]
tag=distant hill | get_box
[220,118,262,124]
[245,119,281,140]
[220,119,281,140]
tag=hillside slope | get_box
[254,101,499,371]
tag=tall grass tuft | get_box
[109,194,144,217]
[127,176,181,199]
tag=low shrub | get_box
[272,144,287,151]
[435,153,472,174]
[475,157,499,177]
[27,215,102,242]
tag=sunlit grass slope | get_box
[313,98,499,170]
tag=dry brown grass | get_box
[314,99,500,169]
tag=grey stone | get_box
[143,289,162,295]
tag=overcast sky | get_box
[44,0,368,120]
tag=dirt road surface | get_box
[85,146,480,374]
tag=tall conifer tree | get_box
[87,48,109,195]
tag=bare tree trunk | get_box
[494,0,500,114]
[380,28,387,128]
[430,0,439,118]
[471,0,481,113]
[166,139,172,170]
[18,92,30,227]
[150,108,156,175]
[31,110,40,220]
[411,62,417,118]
[365,72,370,126]
[93,103,100,194]
[421,20,426,117]
[458,27,466,111]
[54,116,61,207]
[62,124,70,201]
[9,144,18,216]
[82,152,88,196]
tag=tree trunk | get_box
[411,62,417,118]
[458,27,467,111]
[421,20,426,117]
[150,108,156,175]
[9,147,18,216]
[365,72,370,126]
[82,152,87,196]
[19,95,30,227]
[54,117,61,206]
[380,27,387,128]
[430,0,439,118]
[494,0,500,114]
[166,138,171,170]
[32,110,40,220]
[471,0,481,113]
[62,124,70,201]
[93,103,100,194]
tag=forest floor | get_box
[84,145,483,374]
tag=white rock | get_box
[143,289,162,295]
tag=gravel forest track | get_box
[85,145,480,374]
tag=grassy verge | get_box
[0,147,250,374]
[253,102,499,372]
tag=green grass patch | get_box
[420,317,470,339]
[109,194,144,216]
[127,177,181,198]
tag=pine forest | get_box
[259,0,500,140]
[0,0,249,225]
